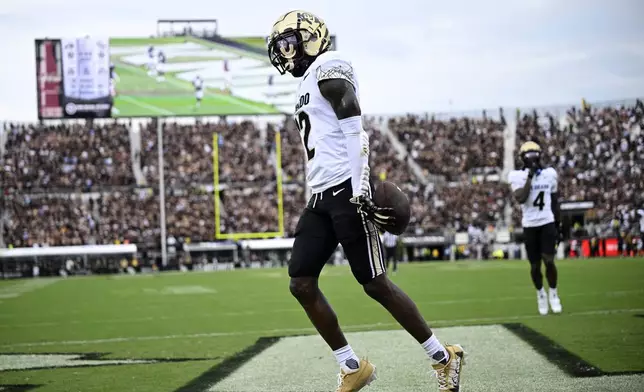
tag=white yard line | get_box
[120,61,272,114]
[1,289,641,328]
[2,308,641,349]
[119,95,174,115]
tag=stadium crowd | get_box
[388,113,505,181]
[2,100,642,248]
[141,120,276,186]
[514,100,644,229]
[2,122,134,191]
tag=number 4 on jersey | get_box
[296,111,315,160]
[533,191,545,211]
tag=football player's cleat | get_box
[537,291,549,315]
[549,290,562,313]
[268,10,332,77]
[336,358,377,392]
[432,344,465,391]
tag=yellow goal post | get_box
[212,131,284,240]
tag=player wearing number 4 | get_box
[509,141,563,316]
[268,10,464,392]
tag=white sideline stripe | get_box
[119,95,174,115]
[0,307,302,325]
[2,308,642,349]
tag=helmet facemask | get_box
[521,150,542,170]
[268,29,316,77]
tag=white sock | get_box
[333,345,360,372]
[549,287,558,297]
[537,287,546,297]
[421,335,449,364]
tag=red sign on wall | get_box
[569,237,640,258]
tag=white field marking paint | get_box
[106,273,156,279]
[207,326,644,392]
[2,308,642,349]
[0,286,644,330]
[0,309,304,329]
[141,285,217,295]
[0,279,58,299]
[118,95,173,115]
[0,354,155,371]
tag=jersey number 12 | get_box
[533,191,545,211]
[296,111,315,161]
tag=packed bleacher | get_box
[141,120,276,187]
[408,182,510,234]
[2,99,642,249]
[2,123,134,191]
[388,113,505,181]
[2,191,160,248]
[513,101,644,228]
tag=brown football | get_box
[373,181,410,235]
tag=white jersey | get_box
[508,167,558,228]
[293,51,359,194]
[636,208,644,234]
[193,78,204,91]
[382,232,398,248]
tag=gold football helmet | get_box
[267,10,331,77]
[519,141,542,168]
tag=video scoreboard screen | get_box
[35,37,113,119]
[35,33,337,119]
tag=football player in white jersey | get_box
[509,141,563,316]
[268,10,464,392]
[193,76,204,109]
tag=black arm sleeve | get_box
[318,79,361,119]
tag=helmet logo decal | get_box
[278,39,296,58]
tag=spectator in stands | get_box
[2,123,133,191]
[2,99,641,248]
[514,100,643,228]
[388,113,504,181]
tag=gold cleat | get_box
[432,344,465,391]
[336,358,377,392]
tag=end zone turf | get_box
[205,326,644,392]
[0,259,642,391]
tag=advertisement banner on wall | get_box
[35,38,113,119]
[569,237,642,258]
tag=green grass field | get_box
[1,258,643,391]
[109,37,281,117]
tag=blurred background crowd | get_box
[2,100,643,249]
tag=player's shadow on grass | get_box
[174,336,281,392]
[504,323,644,378]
